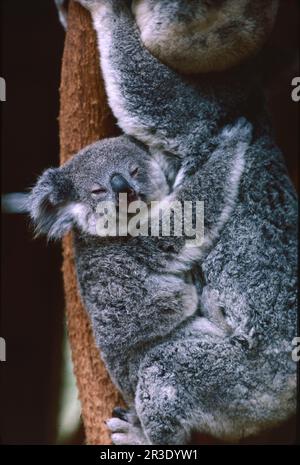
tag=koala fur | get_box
[56,0,279,73]
[30,121,255,442]
[62,0,297,444]
[131,0,280,73]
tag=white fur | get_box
[70,202,98,235]
[187,316,227,338]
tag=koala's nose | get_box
[110,174,134,195]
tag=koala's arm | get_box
[76,1,221,158]
[153,118,253,273]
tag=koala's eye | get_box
[130,167,139,178]
[91,184,107,196]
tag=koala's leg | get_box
[75,0,217,156]
[134,338,296,445]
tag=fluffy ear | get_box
[29,167,75,239]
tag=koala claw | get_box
[112,406,129,422]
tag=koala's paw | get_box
[106,408,149,445]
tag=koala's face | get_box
[29,136,169,239]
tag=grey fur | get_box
[130,0,279,73]
[35,0,297,445]
[57,0,279,72]
[74,0,297,444]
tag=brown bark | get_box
[59,1,122,445]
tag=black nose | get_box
[110,174,133,194]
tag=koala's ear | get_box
[29,167,75,240]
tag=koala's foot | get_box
[106,407,149,445]
[74,0,124,11]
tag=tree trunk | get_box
[59,0,122,445]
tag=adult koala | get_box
[56,0,279,73]
[65,0,297,445]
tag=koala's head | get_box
[132,0,279,73]
[29,136,169,239]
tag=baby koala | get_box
[29,120,254,444]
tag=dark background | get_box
[0,0,299,444]
[0,0,65,444]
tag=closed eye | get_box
[130,167,139,177]
[91,184,107,195]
